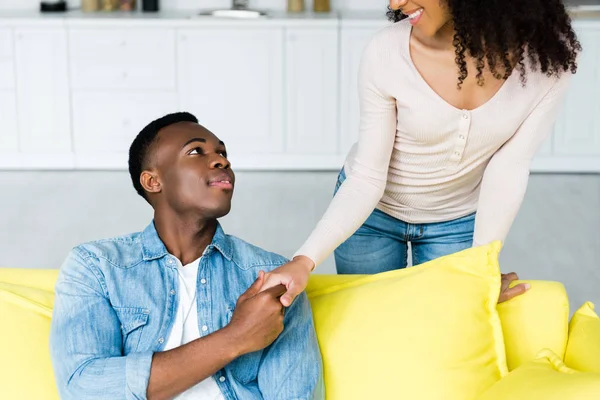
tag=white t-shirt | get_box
[163,257,225,400]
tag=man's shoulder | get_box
[69,231,145,269]
[225,235,289,272]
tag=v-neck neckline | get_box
[404,23,515,114]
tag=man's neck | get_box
[153,211,218,266]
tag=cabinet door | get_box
[339,27,381,155]
[0,91,18,152]
[177,28,284,158]
[69,28,176,90]
[72,91,177,155]
[0,28,15,89]
[285,27,338,154]
[14,28,71,154]
[552,22,600,156]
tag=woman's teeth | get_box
[408,8,423,20]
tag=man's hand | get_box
[225,271,288,355]
[259,256,314,307]
[499,272,530,303]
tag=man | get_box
[49,112,323,400]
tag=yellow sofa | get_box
[1,261,599,400]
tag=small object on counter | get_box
[287,0,304,13]
[81,0,99,12]
[119,0,136,11]
[40,1,67,12]
[313,0,330,12]
[142,0,159,12]
[101,0,119,11]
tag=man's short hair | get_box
[128,112,198,200]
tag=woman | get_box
[263,0,581,305]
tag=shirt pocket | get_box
[114,306,150,353]
[226,305,263,384]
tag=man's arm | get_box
[257,291,324,400]
[50,251,283,400]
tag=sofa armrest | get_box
[498,280,569,371]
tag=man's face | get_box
[148,122,235,219]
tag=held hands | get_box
[498,272,530,303]
[258,256,315,307]
[226,271,287,355]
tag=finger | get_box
[257,272,285,293]
[502,272,519,281]
[261,284,288,298]
[280,281,302,307]
[240,270,265,300]
[499,283,530,303]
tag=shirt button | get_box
[167,258,174,265]
[200,278,207,284]
[462,114,469,119]
[455,152,461,156]
[202,325,208,332]
[219,376,226,382]
[170,290,176,295]
[459,135,465,139]
[158,337,164,344]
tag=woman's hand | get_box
[498,272,530,303]
[260,256,315,307]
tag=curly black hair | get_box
[128,112,198,201]
[387,0,581,88]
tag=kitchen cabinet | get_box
[72,91,178,168]
[339,24,387,155]
[285,27,338,155]
[552,21,600,157]
[0,14,598,172]
[69,28,176,90]
[0,91,18,153]
[177,27,284,157]
[14,28,71,160]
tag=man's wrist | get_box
[292,255,316,272]
[218,325,247,360]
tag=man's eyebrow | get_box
[181,137,206,149]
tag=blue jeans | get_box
[333,168,475,274]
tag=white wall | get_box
[0,0,387,11]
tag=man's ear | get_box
[140,169,161,195]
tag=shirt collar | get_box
[141,220,233,262]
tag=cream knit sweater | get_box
[295,20,572,267]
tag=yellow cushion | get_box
[565,302,600,373]
[497,280,569,370]
[0,281,59,400]
[477,349,600,399]
[0,267,60,292]
[307,242,508,400]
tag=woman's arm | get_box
[473,73,573,247]
[260,30,398,306]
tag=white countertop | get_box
[0,8,597,27]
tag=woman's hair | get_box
[387,0,581,88]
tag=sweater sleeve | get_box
[293,32,398,267]
[473,73,573,247]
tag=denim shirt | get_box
[49,221,323,400]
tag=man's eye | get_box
[189,147,203,155]
[219,151,228,158]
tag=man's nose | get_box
[210,154,230,170]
